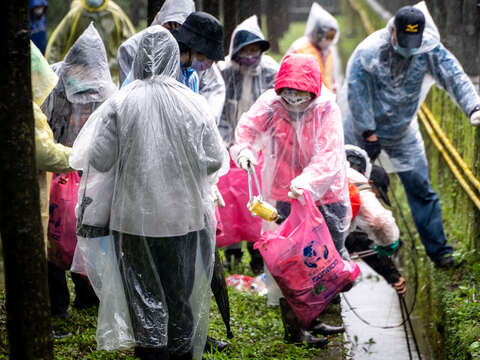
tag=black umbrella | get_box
[211,247,233,339]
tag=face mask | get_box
[281,89,311,106]
[393,44,418,58]
[86,0,105,9]
[316,39,333,51]
[191,57,213,72]
[236,54,261,67]
[33,7,45,16]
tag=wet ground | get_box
[342,261,428,360]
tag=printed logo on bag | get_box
[303,242,330,268]
[405,24,419,33]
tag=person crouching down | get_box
[231,53,351,347]
[74,26,228,360]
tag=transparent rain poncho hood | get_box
[151,0,195,26]
[31,40,58,107]
[219,15,279,145]
[42,23,116,146]
[231,54,351,236]
[117,0,195,85]
[342,1,480,172]
[288,3,339,92]
[304,2,339,45]
[70,26,228,357]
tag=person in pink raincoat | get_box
[230,53,351,347]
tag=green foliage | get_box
[0,247,345,359]
[266,21,306,63]
[338,1,480,359]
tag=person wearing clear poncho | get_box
[288,2,339,93]
[117,4,226,125]
[342,2,480,268]
[45,0,135,83]
[42,23,117,317]
[117,0,195,86]
[217,15,278,272]
[231,53,350,347]
[71,26,228,360]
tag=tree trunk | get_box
[223,0,239,53]
[203,0,220,18]
[238,0,261,22]
[266,0,291,53]
[131,0,142,27]
[147,0,166,25]
[0,1,53,359]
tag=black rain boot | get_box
[279,298,329,348]
[204,336,228,352]
[308,320,345,336]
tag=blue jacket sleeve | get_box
[347,50,377,137]
[427,44,480,116]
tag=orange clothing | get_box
[288,36,336,93]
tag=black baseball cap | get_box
[370,165,391,206]
[394,6,425,49]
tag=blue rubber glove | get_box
[374,239,399,258]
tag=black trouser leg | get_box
[48,261,70,316]
[115,231,197,356]
[71,272,99,309]
[345,231,401,284]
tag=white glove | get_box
[211,185,226,208]
[237,149,258,172]
[470,110,480,126]
[288,177,308,199]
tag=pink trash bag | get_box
[48,171,81,269]
[255,191,360,328]
[216,155,263,248]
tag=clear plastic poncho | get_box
[342,1,480,172]
[230,53,351,241]
[288,3,339,92]
[197,64,226,125]
[219,15,279,145]
[70,26,228,358]
[42,23,117,146]
[45,0,136,83]
[117,0,195,85]
[304,2,339,44]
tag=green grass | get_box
[266,21,307,63]
[0,245,344,359]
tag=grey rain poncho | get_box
[342,1,480,172]
[218,15,279,145]
[70,26,228,357]
[117,0,195,85]
[43,23,117,146]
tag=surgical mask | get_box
[281,89,311,106]
[393,44,418,58]
[191,57,213,72]
[66,76,92,94]
[86,0,105,8]
[235,54,261,67]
